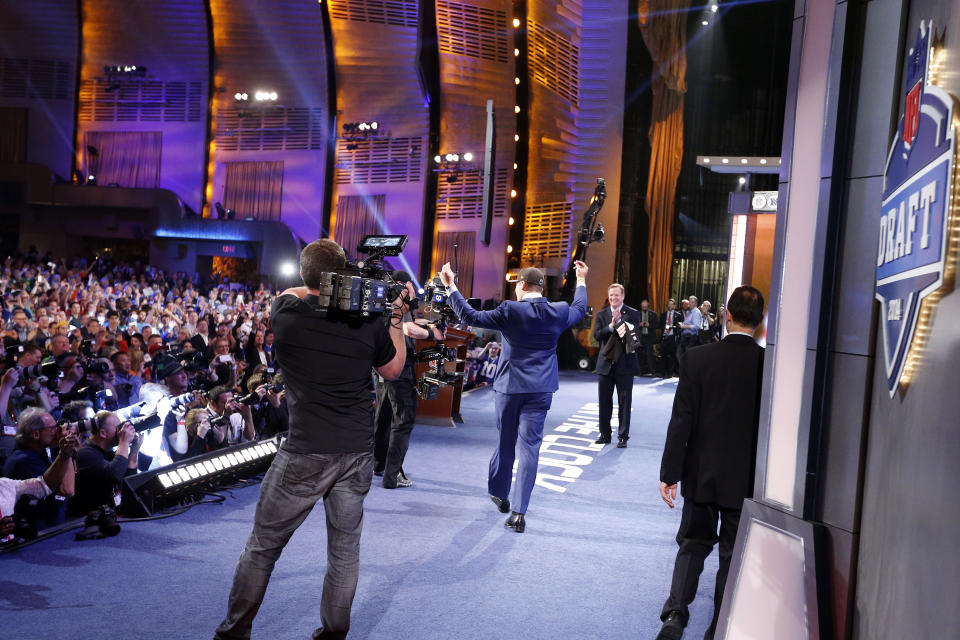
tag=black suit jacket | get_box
[592,304,641,376]
[660,309,683,340]
[660,334,764,509]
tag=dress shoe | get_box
[504,511,526,533]
[373,468,384,477]
[383,472,413,489]
[490,495,510,513]
[656,611,686,640]
[617,438,627,448]
[594,435,611,445]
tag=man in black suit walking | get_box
[656,285,765,640]
[592,283,641,448]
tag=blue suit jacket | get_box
[449,285,587,394]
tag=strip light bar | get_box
[123,436,282,516]
[156,440,278,489]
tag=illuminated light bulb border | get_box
[896,109,960,394]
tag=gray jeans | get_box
[215,446,373,640]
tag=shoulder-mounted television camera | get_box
[313,235,415,317]
[413,343,465,400]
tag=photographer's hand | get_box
[0,367,19,390]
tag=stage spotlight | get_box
[701,19,709,26]
[738,177,747,184]
[226,208,236,220]
[434,155,442,164]
[280,262,297,276]
[711,4,718,12]
[87,174,96,185]
[463,152,473,161]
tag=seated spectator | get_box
[110,350,143,408]
[475,342,501,387]
[68,411,141,532]
[1,407,75,529]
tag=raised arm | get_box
[439,263,508,331]
[566,261,588,327]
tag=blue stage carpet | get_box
[0,371,719,639]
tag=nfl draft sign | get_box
[877,20,960,396]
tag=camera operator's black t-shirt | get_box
[272,293,396,454]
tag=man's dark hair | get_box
[207,384,233,404]
[299,239,346,289]
[726,286,765,328]
[61,399,94,422]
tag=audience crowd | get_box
[0,248,289,542]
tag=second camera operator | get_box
[374,269,443,489]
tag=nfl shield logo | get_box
[876,20,958,396]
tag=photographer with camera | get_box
[202,385,255,447]
[374,269,442,489]
[1,420,78,544]
[68,411,141,537]
[438,259,589,533]
[2,407,80,529]
[243,370,287,439]
[151,353,204,463]
[215,238,409,640]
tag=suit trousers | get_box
[660,336,678,377]
[597,368,634,440]
[639,334,657,374]
[661,499,741,636]
[373,365,417,487]
[489,391,553,514]
[215,447,373,640]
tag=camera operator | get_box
[202,385,255,447]
[216,238,408,640]
[1,424,78,543]
[374,269,442,489]
[84,357,120,408]
[243,371,287,439]
[68,411,141,535]
[2,407,79,529]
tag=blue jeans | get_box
[489,391,553,514]
[215,446,373,640]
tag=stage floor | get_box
[1,371,721,639]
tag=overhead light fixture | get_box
[697,156,781,173]
[738,177,747,184]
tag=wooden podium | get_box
[414,326,471,427]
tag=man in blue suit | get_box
[439,260,589,533]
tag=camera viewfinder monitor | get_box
[357,234,408,256]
